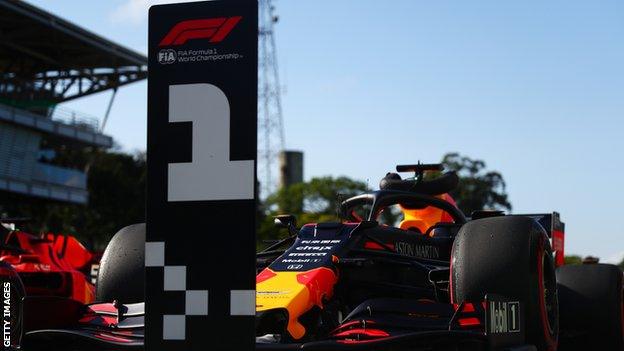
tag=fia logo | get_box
[158,49,176,64]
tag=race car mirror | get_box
[274,214,297,231]
[147,1,257,351]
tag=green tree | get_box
[441,153,512,216]
[80,150,146,248]
[619,257,624,271]
[258,176,369,245]
[267,176,368,217]
[258,154,513,245]
[564,255,582,265]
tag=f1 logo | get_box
[159,17,242,46]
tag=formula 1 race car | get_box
[0,219,100,300]
[255,164,624,351]
[2,164,623,351]
[0,220,143,350]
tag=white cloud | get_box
[110,0,206,25]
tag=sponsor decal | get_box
[395,242,440,259]
[552,235,563,251]
[295,246,333,251]
[34,264,50,271]
[288,253,327,257]
[285,240,339,258]
[90,264,100,285]
[3,282,10,347]
[281,259,313,263]
[274,239,342,271]
[300,240,341,244]
[489,301,520,334]
[257,290,292,295]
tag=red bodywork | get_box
[0,230,99,304]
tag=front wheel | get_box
[96,223,145,303]
[451,216,559,351]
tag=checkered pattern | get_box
[145,241,255,340]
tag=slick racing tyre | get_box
[451,216,559,351]
[96,223,145,303]
[556,263,623,351]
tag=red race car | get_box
[0,219,99,304]
[0,220,144,350]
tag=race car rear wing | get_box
[0,217,31,234]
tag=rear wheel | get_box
[451,216,559,351]
[96,223,145,303]
[556,263,623,351]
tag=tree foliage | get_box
[564,255,582,265]
[258,154,513,245]
[267,176,368,217]
[258,176,369,245]
[440,153,511,216]
[2,149,514,252]
[82,150,146,247]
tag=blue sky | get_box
[29,0,624,261]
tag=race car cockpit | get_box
[341,163,465,237]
